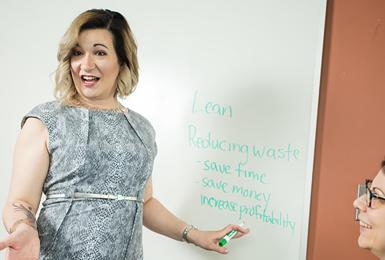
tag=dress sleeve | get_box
[21,101,59,153]
[125,109,158,160]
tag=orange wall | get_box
[308,0,385,259]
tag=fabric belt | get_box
[46,192,143,203]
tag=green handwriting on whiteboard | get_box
[188,124,300,163]
[202,160,231,174]
[239,204,296,234]
[235,163,268,183]
[201,177,229,193]
[200,177,271,204]
[197,160,268,184]
[200,194,296,234]
[192,90,233,118]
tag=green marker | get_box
[218,223,245,247]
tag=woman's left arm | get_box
[142,177,249,254]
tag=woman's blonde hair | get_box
[54,9,139,104]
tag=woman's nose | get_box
[353,194,367,212]
[81,54,95,71]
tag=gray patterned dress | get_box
[22,101,157,260]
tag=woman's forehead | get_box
[78,29,114,46]
[373,169,385,193]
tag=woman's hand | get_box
[0,223,40,260]
[188,224,249,254]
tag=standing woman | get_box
[353,162,385,260]
[0,9,248,260]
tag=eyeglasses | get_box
[365,179,385,207]
[355,179,385,220]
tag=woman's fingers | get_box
[208,224,249,253]
[218,224,249,239]
[211,244,229,254]
[216,224,234,238]
[233,225,250,238]
[193,224,250,254]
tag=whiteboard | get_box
[0,1,326,259]
[127,1,327,259]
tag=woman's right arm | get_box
[0,118,50,259]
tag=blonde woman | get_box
[353,162,385,260]
[0,9,248,260]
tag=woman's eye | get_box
[95,50,107,56]
[372,194,385,205]
[72,50,82,56]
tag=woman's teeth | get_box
[360,221,372,229]
[81,75,99,81]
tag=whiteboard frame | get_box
[300,0,328,259]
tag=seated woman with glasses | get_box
[353,161,385,260]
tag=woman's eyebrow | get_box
[93,43,109,49]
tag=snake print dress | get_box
[22,101,157,260]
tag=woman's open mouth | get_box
[81,75,100,87]
[359,220,372,230]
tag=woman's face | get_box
[354,170,385,257]
[70,29,121,104]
